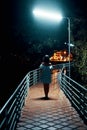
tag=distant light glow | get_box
[64,42,74,47]
[70,43,74,47]
[50,50,73,62]
[33,8,63,22]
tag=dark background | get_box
[1,0,87,107]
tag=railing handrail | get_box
[60,72,87,124]
[1,62,86,129]
[0,62,74,113]
[63,73,87,91]
[0,74,26,114]
[0,68,40,130]
[0,68,40,114]
[0,63,73,113]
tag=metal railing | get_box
[60,72,87,124]
[0,68,40,130]
[0,62,87,129]
[53,61,74,69]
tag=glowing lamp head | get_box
[33,8,63,22]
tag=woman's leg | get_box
[44,84,49,98]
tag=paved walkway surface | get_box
[16,72,87,130]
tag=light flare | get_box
[33,8,63,22]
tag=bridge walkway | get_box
[16,72,87,130]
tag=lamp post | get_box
[33,9,71,78]
[62,17,71,78]
[66,17,71,78]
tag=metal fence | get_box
[0,63,87,129]
[0,68,40,130]
[60,72,87,124]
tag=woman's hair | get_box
[43,55,49,63]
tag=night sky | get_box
[2,0,87,52]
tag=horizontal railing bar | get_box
[71,99,80,111]
[0,68,40,113]
[0,67,41,130]
[0,117,6,128]
[63,74,87,91]
[61,71,87,124]
[8,105,17,125]
[1,64,87,129]
[10,113,16,130]
[8,98,17,114]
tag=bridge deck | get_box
[16,72,87,130]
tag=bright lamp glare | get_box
[33,9,63,22]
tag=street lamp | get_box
[33,8,63,22]
[65,17,71,78]
[33,8,71,78]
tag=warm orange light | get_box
[50,50,73,62]
[64,51,66,54]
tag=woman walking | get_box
[40,55,53,99]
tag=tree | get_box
[71,18,87,86]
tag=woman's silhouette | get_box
[40,55,53,99]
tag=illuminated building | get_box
[50,50,73,62]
